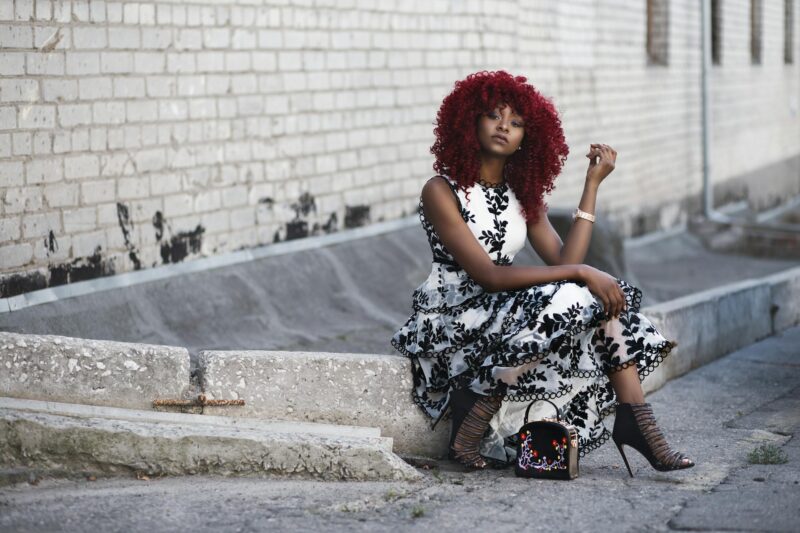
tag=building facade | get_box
[0,0,798,298]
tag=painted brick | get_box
[43,182,79,208]
[72,27,107,49]
[0,25,33,48]
[78,77,113,100]
[0,79,39,103]
[0,52,25,75]
[0,160,24,186]
[0,0,797,293]
[64,153,99,179]
[65,52,100,75]
[0,242,33,268]
[71,230,106,257]
[25,157,62,184]
[0,216,20,242]
[18,105,55,129]
[80,179,116,204]
[63,206,96,233]
[22,211,61,239]
[42,79,77,102]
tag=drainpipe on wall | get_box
[700,0,735,224]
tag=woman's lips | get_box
[492,135,508,144]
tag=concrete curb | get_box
[0,332,191,410]
[763,265,800,332]
[640,278,774,394]
[0,397,422,483]
[199,349,445,458]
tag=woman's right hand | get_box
[576,265,627,319]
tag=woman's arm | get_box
[526,179,598,266]
[526,144,616,266]
[420,177,586,293]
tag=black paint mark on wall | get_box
[152,211,165,240]
[344,205,370,228]
[320,212,337,233]
[44,230,58,254]
[0,271,47,298]
[1,246,117,298]
[3,208,208,298]
[280,192,318,241]
[159,225,205,264]
[116,203,142,270]
[291,192,316,218]
[67,246,116,283]
[285,220,308,241]
[152,210,205,264]
[272,192,357,242]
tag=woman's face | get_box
[476,102,525,156]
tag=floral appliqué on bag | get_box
[517,431,569,471]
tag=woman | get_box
[390,70,695,475]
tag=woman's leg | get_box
[606,364,645,403]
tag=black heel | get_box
[611,402,695,476]
[431,402,451,431]
[613,438,634,477]
[446,388,503,471]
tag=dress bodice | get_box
[413,174,528,312]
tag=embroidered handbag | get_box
[514,399,579,480]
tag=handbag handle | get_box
[523,398,561,424]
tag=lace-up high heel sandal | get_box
[611,402,695,477]
[447,389,503,471]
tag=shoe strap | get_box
[629,403,689,468]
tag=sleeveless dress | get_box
[390,174,677,466]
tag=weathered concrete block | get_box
[199,350,449,458]
[0,332,191,410]
[764,266,800,333]
[642,278,774,394]
[0,397,420,482]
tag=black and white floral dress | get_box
[390,174,677,465]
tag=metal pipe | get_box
[701,0,735,224]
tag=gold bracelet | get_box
[572,208,595,223]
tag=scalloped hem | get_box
[406,330,677,464]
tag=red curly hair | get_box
[430,70,569,224]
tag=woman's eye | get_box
[488,112,522,127]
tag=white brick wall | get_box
[0,0,799,297]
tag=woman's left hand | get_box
[585,143,617,186]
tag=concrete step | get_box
[0,397,422,483]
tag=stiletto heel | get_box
[613,438,634,477]
[611,402,695,476]
[431,401,451,431]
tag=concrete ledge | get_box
[763,265,800,333]
[0,332,191,410]
[0,397,421,482]
[199,350,447,458]
[641,278,774,394]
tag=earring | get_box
[517,146,521,151]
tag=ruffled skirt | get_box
[390,268,676,465]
